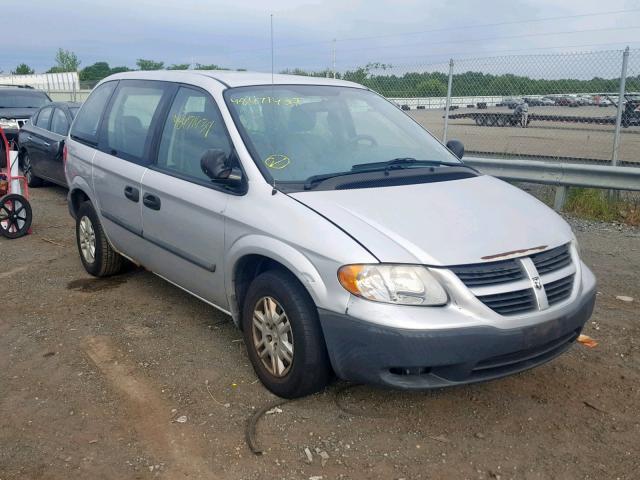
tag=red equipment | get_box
[0,126,32,239]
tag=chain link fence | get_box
[29,48,640,167]
[342,48,639,166]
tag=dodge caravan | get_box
[65,71,596,398]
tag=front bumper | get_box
[318,272,596,389]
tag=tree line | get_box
[8,50,639,96]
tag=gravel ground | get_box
[408,106,640,163]
[1,186,639,480]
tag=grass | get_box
[564,188,640,226]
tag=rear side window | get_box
[51,108,70,136]
[105,82,165,160]
[156,87,232,182]
[36,107,53,129]
[71,81,116,144]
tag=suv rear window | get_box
[70,81,117,145]
[0,90,50,108]
[105,82,165,160]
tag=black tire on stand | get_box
[0,194,32,239]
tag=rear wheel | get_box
[22,152,44,188]
[496,115,508,127]
[75,201,125,277]
[242,269,332,398]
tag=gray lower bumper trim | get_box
[318,291,596,389]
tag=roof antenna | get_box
[270,13,275,84]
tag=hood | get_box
[290,175,572,266]
[0,107,39,119]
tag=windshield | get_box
[225,85,459,183]
[0,91,51,109]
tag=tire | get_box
[241,269,332,398]
[75,201,125,277]
[496,115,508,127]
[487,115,498,126]
[21,151,45,188]
[0,194,32,239]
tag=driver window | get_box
[157,87,232,182]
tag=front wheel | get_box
[75,202,125,277]
[242,269,332,398]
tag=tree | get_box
[12,63,35,75]
[167,63,190,70]
[194,63,228,70]
[416,79,447,97]
[79,62,111,82]
[110,66,131,74]
[136,59,164,71]
[47,48,81,73]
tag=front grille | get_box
[476,288,536,315]
[531,244,571,274]
[450,243,575,316]
[545,274,574,306]
[450,258,524,287]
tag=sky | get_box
[2,0,640,75]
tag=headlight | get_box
[338,264,448,306]
[0,118,19,129]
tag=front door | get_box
[139,86,236,308]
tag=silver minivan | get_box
[65,71,596,398]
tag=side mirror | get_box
[201,149,232,180]
[446,139,464,159]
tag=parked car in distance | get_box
[555,96,579,107]
[0,85,52,143]
[503,97,523,109]
[65,71,596,399]
[539,97,557,106]
[18,101,80,187]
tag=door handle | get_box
[124,185,140,202]
[143,193,161,210]
[43,141,50,147]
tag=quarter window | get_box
[105,82,165,160]
[35,107,53,129]
[157,87,232,182]
[70,81,116,144]
[51,108,70,136]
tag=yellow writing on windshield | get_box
[230,96,303,107]
[172,114,215,138]
[264,154,291,169]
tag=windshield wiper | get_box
[304,171,354,190]
[303,158,475,190]
[351,157,463,172]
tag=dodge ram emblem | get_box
[532,276,542,289]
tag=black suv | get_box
[0,85,52,144]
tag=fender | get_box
[225,234,331,326]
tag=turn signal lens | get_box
[337,264,448,306]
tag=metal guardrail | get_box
[464,156,640,210]
[465,157,640,190]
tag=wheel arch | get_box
[67,179,95,219]
[226,235,329,329]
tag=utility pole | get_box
[332,39,336,79]
[270,14,274,84]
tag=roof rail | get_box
[0,84,35,89]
